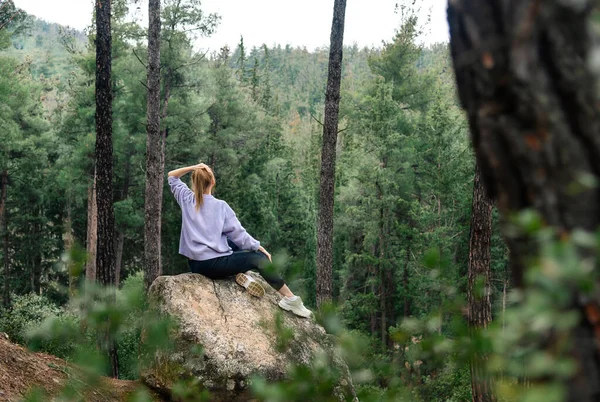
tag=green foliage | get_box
[0,293,61,345]
[0,1,523,401]
[419,361,471,402]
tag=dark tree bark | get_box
[144,0,162,292]
[1,170,9,308]
[86,171,97,282]
[316,0,347,308]
[467,165,494,402]
[95,0,118,378]
[448,1,600,400]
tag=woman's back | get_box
[169,176,260,261]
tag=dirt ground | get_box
[0,333,163,402]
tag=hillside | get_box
[0,334,161,401]
[1,16,86,81]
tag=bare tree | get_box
[316,0,347,308]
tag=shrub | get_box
[0,293,61,345]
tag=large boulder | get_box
[141,272,356,401]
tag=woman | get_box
[168,163,311,318]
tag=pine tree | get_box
[236,35,246,83]
[251,57,259,102]
[144,0,162,291]
[316,0,347,307]
[467,164,494,402]
[94,0,118,377]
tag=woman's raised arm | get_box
[168,163,206,178]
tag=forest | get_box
[1,0,600,401]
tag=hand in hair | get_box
[168,163,207,178]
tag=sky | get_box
[12,0,449,51]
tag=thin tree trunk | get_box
[369,242,378,338]
[448,1,600,399]
[1,170,8,308]
[156,71,171,271]
[86,171,97,282]
[377,178,388,350]
[95,0,118,378]
[114,151,131,287]
[3,207,8,309]
[33,209,41,294]
[0,171,6,227]
[467,165,495,402]
[144,0,162,292]
[65,207,75,298]
[114,232,124,286]
[502,276,507,333]
[403,245,411,317]
[316,0,347,308]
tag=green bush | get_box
[6,272,147,380]
[0,293,62,345]
[419,360,471,402]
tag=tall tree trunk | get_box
[156,70,171,271]
[32,209,41,294]
[448,1,600,400]
[144,0,162,292]
[114,231,124,286]
[403,245,411,317]
[95,0,118,378]
[115,150,131,287]
[86,171,98,282]
[316,0,347,308]
[65,208,75,298]
[376,178,388,350]
[33,217,41,294]
[3,207,8,309]
[467,165,494,402]
[1,170,8,308]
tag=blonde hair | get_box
[191,165,216,211]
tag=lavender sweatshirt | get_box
[168,176,260,261]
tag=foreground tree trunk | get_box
[95,0,118,378]
[467,165,494,402]
[316,0,347,308]
[144,0,162,292]
[449,1,600,400]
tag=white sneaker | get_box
[278,296,312,318]
[235,273,265,298]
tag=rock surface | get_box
[141,272,356,401]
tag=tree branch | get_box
[310,113,324,127]
[132,48,147,69]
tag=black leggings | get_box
[188,241,285,290]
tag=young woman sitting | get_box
[167,163,311,318]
